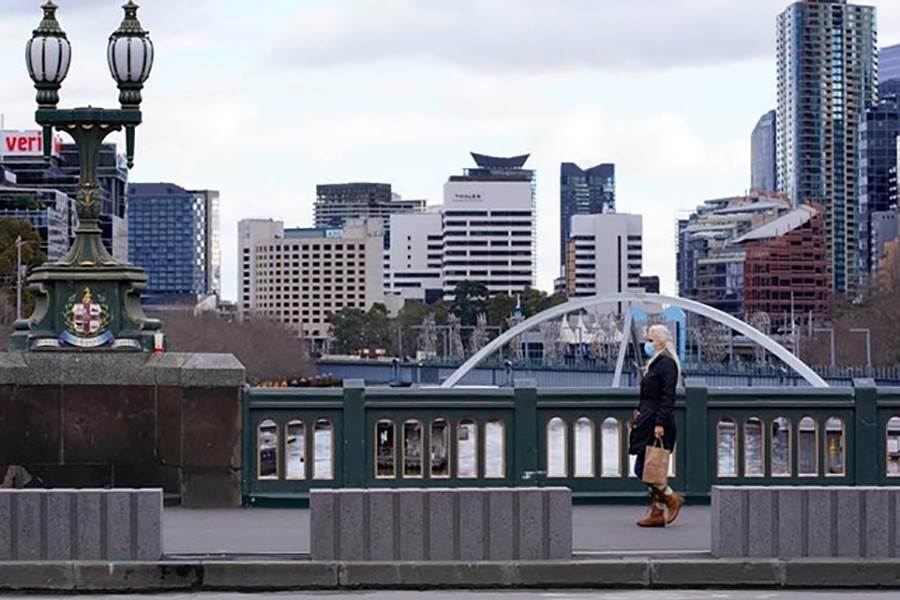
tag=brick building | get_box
[735,206,829,332]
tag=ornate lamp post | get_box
[10,1,162,351]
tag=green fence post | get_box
[514,379,539,486]
[343,379,366,488]
[853,378,878,486]
[683,378,709,499]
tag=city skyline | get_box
[1,1,900,300]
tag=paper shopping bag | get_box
[642,440,670,487]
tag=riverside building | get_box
[442,153,536,297]
[238,218,384,351]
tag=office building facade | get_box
[128,183,221,297]
[751,110,777,193]
[384,210,443,308]
[565,213,641,298]
[881,43,900,84]
[0,130,128,260]
[443,153,535,296]
[0,183,74,261]
[559,162,615,271]
[238,218,384,349]
[314,183,425,248]
[736,206,829,331]
[677,192,791,318]
[858,88,900,283]
[776,0,877,294]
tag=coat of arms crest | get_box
[61,287,113,347]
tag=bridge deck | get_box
[163,505,711,556]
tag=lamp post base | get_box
[9,259,162,352]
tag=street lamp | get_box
[814,327,835,369]
[11,2,161,351]
[849,328,872,373]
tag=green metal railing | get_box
[242,380,900,506]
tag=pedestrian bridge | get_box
[243,379,900,506]
[441,292,827,388]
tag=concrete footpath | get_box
[3,506,900,593]
[162,506,712,556]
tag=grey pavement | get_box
[162,505,711,556]
[4,592,897,599]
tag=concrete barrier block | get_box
[134,489,162,561]
[546,487,572,558]
[398,490,426,561]
[308,487,572,562]
[710,487,721,554]
[864,488,890,558]
[15,491,42,561]
[805,488,833,557]
[0,492,11,560]
[105,490,134,560]
[747,487,775,558]
[776,487,804,558]
[428,489,455,561]
[338,490,366,561]
[487,488,514,560]
[894,490,900,559]
[711,487,745,558]
[45,491,73,560]
[75,491,103,560]
[836,488,862,558]
[309,490,336,561]
[518,489,545,560]
[458,489,486,561]
[367,489,396,561]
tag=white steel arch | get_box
[440,292,828,388]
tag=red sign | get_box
[0,130,63,159]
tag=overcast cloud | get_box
[271,0,789,73]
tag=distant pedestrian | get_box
[629,324,684,527]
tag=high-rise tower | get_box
[559,162,615,273]
[776,0,877,294]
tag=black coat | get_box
[628,354,678,455]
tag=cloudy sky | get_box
[1,0,899,301]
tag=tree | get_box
[362,303,392,355]
[520,287,566,318]
[451,280,488,327]
[161,311,314,384]
[0,217,46,319]
[484,294,516,328]
[393,300,432,358]
[328,307,367,354]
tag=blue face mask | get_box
[644,342,657,358]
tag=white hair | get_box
[647,323,682,377]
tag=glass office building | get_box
[127,183,220,296]
[881,43,900,84]
[776,0,877,294]
[858,82,900,282]
[751,110,777,193]
[559,162,615,273]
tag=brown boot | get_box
[636,502,666,527]
[663,491,684,524]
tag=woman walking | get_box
[629,324,684,527]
